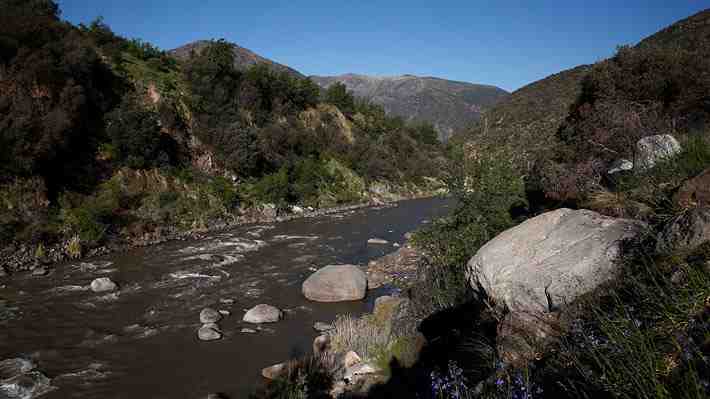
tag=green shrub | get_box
[249,167,290,207]
[412,143,526,310]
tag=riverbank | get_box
[0,190,444,276]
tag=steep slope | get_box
[473,65,592,165]
[170,40,304,78]
[476,8,710,169]
[638,9,710,50]
[311,74,509,140]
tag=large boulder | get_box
[635,134,682,170]
[242,304,283,324]
[675,168,710,209]
[302,265,367,302]
[467,209,646,317]
[656,207,710,254]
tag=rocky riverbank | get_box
[0,190,442,276]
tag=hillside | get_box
[169,40,304,78]
[311,74,510,140]
[471,65,591,165]
[638,9,710,50]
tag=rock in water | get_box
[90,277,118,293]
[467,208,646,327]
[262,362,288,380]
[199,308,221,324]
[242,304,283,324]
[302,265,367,302]
[197,326,222,341]
[367,238,389,245]
[0,358,54,399]
[313,322,334,332]
[635,134,681,170]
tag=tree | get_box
[324,82,355,116]
[105,96,168,169]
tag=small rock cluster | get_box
[197,308,222,341]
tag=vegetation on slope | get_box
[0,0,446,268]
[258,8,710,399]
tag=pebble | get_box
[367,238,389,245]
[90,277,118,293]
[218,310,230,316]
[197,325,222,341]
[32,267,48,276]
[313,322,335,332]
[219,298,235,305]
[240,328,258,334]
[200,308,221,324]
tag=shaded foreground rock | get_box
[90,277,117,293]
[242,304,283,323]
[675,168,710,209]
[302,265,367,302]
[656,207,710,254]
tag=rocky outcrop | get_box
[242,304,283,324]
[302,265,367,302]
[635,134,682,170]
[675,168,710,209]
[656,207,710,254]
[467,209,646,316]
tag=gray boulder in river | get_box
[467,208,647,319]
[242,304,283,323]
[302,265,367,302]
[0,358,54,398]
[90,277,118,293]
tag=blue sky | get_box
[58,1,707,92]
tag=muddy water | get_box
[0,197,452,398]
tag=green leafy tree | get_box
[324,82,355,116]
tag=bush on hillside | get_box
[105,95,176,169]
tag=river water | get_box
[0,198,452,399]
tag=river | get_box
[0,197,452,398]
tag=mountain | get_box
[169,40,304,78]
[311,74,510,140]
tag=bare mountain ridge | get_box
[311,73,510,140]
[169,40,509,141]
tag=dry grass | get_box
[585,188,652,219]
[329,314,391,361]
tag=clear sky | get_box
[57,0,707,92]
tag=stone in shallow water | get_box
[240,328,258,334]
[90,277,118,293]
[199,308,221,324]
[243,304,282,324]
[31,268,48,277]
[261,362,288,380]
[367,238,389,245]
[302,265,367,302]
[197,326,222,341]
[0,359,34,380]
[313,322,334,332]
